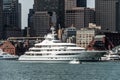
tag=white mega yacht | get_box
[19,27,106,63]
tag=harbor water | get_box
[0,60,120,80]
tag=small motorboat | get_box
[0,50,19,60]
[69,60,81,64]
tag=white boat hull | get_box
[18,27,107,63]
[19,51,106,62]
[0,55,19,60]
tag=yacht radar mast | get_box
[50,26,57,40]
[51,26,55,34]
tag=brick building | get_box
[0,41,16,55]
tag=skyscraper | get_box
[0,0,3,38]
[95,0,118,32]
[34,0,65,28]
[65,0,87,10]
[28,9,35,36]
[65,0,92,28]
[117,0,120,32]
[65,7,95,28]
[33,12,50,37]
[77,0,87,7]
[18,3,21,29]
[2,0,22,39]
[65,0,77,10]
[3,0,21,29]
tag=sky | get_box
[19,0,95,29]
[19,0,34,29]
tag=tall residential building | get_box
[95,0,118,32]
[34,0,65,28]
[77,0,87,7]
[0,0,3,38]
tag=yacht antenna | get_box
[51,26,55,34]
[59,24,61,29]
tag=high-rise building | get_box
[65,0,89,28]
[18,3,21,29]
[65,7,95,29]
[2,0,22,39]
[65,0,87,10]
[34,0,65,28]
[0,0,3,38]
[28,9,35,37]
[33,11,50,37]
[95,0,118,32]
[28,9,34,27]
[117,0,120,32]
[77,0,87,7]
[65,0,77,10]
[3,0,21,28]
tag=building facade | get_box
[117,0,120,32]
[34,0,65,28]
[95,0,118,32]
[0,0,3,39]
[2,0,22,39]
[28,9,35,37]
[65,7,95,29]
[32,0,87,35]
[62,25,76,43]
[77,0,87,7]
[65,7,84,28]
[0,41,16,55]
[65,0,87,10]
[33,12,50,37]
[65,0,77,10]
[76,28,95,48]
[3,0,20,28]
[18,3,21,29]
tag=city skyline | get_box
[19,0,95,29]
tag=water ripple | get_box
[0,61,120,80]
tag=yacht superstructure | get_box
[19,27,106,63]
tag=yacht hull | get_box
[0,55,19,60]
[0,58,18,60]
[0,56,18,60]
[19,51,106,62]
